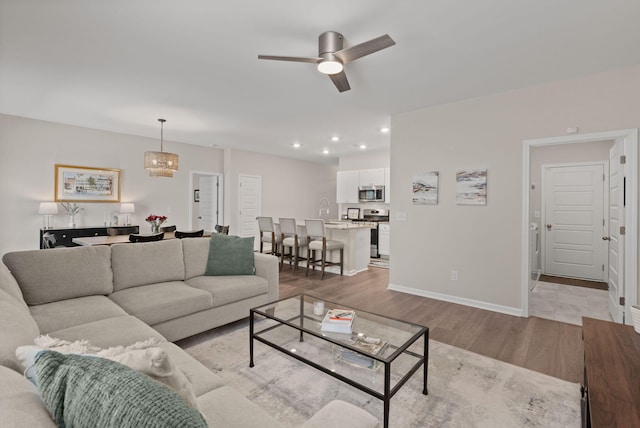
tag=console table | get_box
[582,317,640,428]
[39,226,139,249]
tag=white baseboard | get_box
[387,283,524,317]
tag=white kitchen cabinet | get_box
[336,170,360,203]
[384,167,391,203]
[378,223,390,256]
[358,168,385,187]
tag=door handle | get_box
[602,236,610,241]
[546,224,552,230]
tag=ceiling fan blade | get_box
[258,55,322,64]
[334,34,395,63]
[329,71,351,92]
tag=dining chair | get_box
[278,218,308,272]
[305,219,343,279]
[214,225,230,235]
[107,226,138,236]
[160,225,177,232]
[129,232,164,243]
[42,232,66,249]
[174,230,205,239]
[256,217,280,255]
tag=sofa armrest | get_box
[300,400,379,428]
[254,253,279,302]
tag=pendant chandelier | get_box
[144,118,179,177]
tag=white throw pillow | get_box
[16,336,198,409]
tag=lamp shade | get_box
[38,202,58,215]
[120,203,135,214]
[144,151,179,177]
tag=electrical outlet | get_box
[451,270,458,281]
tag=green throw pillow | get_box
[33,351,207,428]
[205,233,255,276]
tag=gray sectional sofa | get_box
[0,238,378,427]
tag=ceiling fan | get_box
[258,31,395,93]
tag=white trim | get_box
[388,283,523,317]
[522,129,638,324]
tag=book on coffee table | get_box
[339,334,388,369]
[321,309,356,333]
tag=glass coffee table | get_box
[250,294,428,428]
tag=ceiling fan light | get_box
[317,60,343,75]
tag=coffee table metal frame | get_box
[250,293,429,428]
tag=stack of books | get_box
[320,309,356,333]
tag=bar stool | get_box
[305,219,343,279]
[279,218,308,272]
[256,216,281,255]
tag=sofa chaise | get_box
[0,238,378,427]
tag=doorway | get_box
[189,171,223,231]
[522,129,638,326]
[237,174,262,246]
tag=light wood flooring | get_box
[279,265,584,384]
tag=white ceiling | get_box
[1,1,639,164]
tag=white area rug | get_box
[180,320,580,427]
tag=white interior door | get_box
[608,140,625,323]
[198,175,219,231]
[543,163,607,281]
[238,175,261,242]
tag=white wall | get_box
[390,64,640,313]
[0,114,337,256]
[0,114,225,254]
[339,149,390,171]
[223,148,337,233]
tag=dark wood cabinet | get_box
[582,317,640,428]
[39,226,139,249]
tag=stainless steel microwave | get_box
[358,186,385,202]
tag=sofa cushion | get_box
[0,295,40,372]
[196,385,283,428]
[0,262,28,309]
[159,342,226,397]
[17,339,198,410]
[205,234,255,276]
[33,351,207,428]
[111,239,186,291]
[0,365,57,427]
[49,315,165,348]
[30,295,128,334]
[109,281,213,325]
[182,237,210,280]
[3,246,113,305]
[186,275,269,307]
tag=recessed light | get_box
[359,144,367,150]
[380,127,390,133]
[292,142,301,148]
[331,136,339,142]
[322,149,330,155]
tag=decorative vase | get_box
[151,224,160,234]
[69,214,76,228]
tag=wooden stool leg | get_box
[340,248,343,276]
[320,247,326,280]
[306,247,311,276]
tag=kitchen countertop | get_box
[324,222,376,229]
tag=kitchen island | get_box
[321,222,372,276]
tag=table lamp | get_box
[38,202,58,229]
[120,203,135,226]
